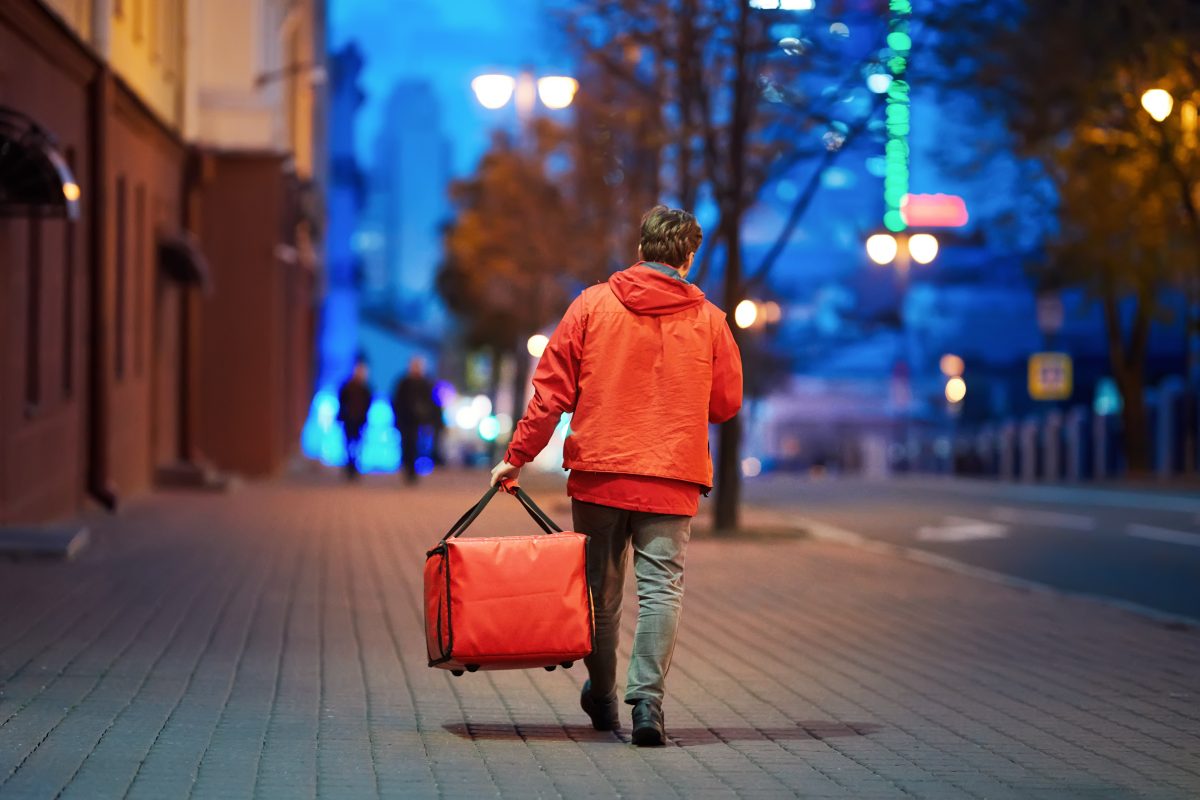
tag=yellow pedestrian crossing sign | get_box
[1028,352,1072,400]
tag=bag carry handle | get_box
[439,478,563,542]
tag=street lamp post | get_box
[1142,85,1200,473]
[866,230,939,471]
[471,70,579,426]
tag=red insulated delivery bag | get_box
[424,481,594,676]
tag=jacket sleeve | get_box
[504,295,586,467]
[709,316,743,424]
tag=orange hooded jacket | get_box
[505,262,743,489]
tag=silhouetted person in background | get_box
[392,356,438,485]
[337,358,373,480]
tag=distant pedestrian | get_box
[490,205,743,746]
[337,358,373,480]
[392,356,439,485]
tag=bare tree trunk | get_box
[1119,372,1151,475]
[714,217,744,534]
[712,2,754,535]
[1102,293,1152,475]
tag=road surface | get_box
[744,474,1200,621]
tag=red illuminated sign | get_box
[900,194,969,228]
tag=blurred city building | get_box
[319,41,362,390]
[368,80,450,318]
[0,0,326,524]
[356,79,450,393]
[184,0,324,476]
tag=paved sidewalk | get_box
[0,469,1197,799]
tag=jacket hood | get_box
[608,262,706,317]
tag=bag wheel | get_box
[451,669,464,677]
[466,664,480,673]
[544,665,556,672]
[561,661,573,669]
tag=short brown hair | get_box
[639,205,703,269]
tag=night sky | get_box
[330,0,570,176]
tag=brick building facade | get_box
[0,0,325,524]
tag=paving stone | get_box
[0,471,1196,798]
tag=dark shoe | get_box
[580,680,620,731]
[631,700,665,746]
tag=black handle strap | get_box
[510,485,563,534]
[439,483,563,542]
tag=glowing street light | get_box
[473,72,577,118]
[470,74,516,110]
[1141,88,1174,122]
[866,232,939,268]
[734,299,759,329]
[939,353,964,378]
[866,233,899,265]
[908,232,939,264]
[527,333,549,358]
[945,376,967,404]
[536,76,578,110]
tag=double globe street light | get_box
[865,231,939,270]
[471,72,579,121]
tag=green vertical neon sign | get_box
[883,0,911,232]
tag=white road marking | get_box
[917,516,1010,542]
[1126,523,1200,548]
[989,506,1096,531]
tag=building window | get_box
[115,175,127,379]
[26,218,43,412]
[135,183,146,377]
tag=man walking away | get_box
[392,356,438,485]
[490,205,743,746]
[337,358,373,480]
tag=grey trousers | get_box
[571,499,692,705]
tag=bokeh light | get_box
[779,37,805,56]
[527,333,550,357]
[822,130,846,150]
[945,376,967,404]
[735,300,759,329]
[478,415,501,441]
[742,457,763,478]
[1140,88,1173,122]
[471,74,516,109]
[940,354,965,377]
[908,233,939,264]
[866,73,892,94]
[455,405,480,431]
[886,31,912,52]
[866,233,898,265]
[536,76,578,110]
